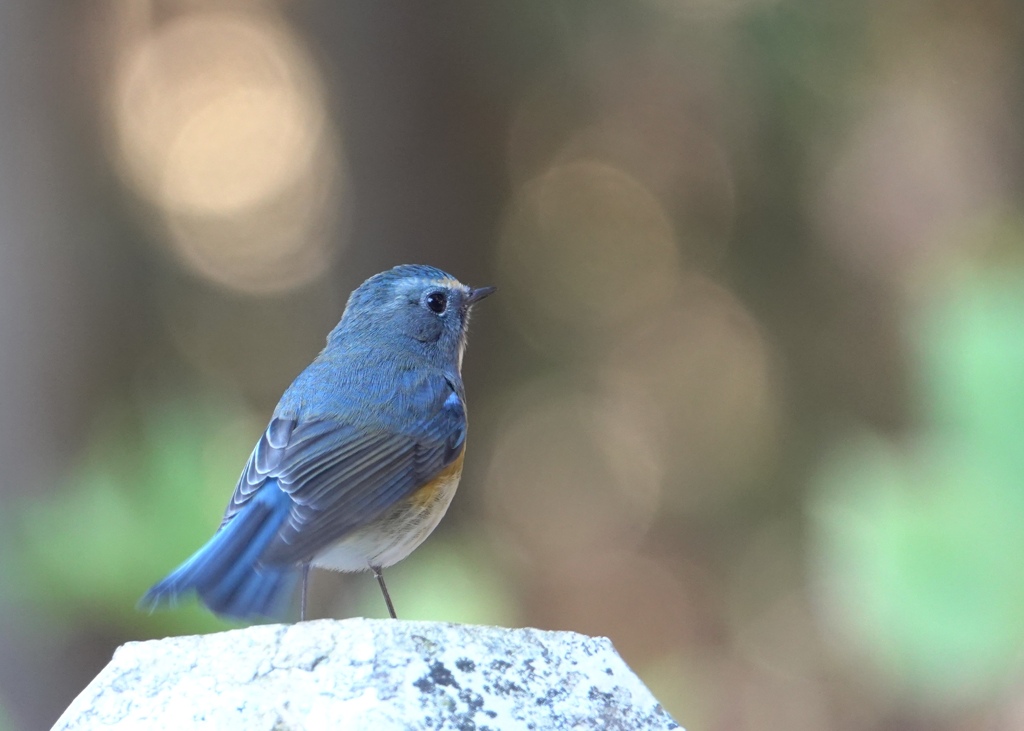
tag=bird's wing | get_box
[222,373,467,565]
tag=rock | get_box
[53,619,681,730]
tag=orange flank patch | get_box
[409,448,465,508]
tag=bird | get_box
[140,264,495,622]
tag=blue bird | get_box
[140,265,495,621]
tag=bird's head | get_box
[330,264,495,371]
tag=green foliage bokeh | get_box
[2,396,261,636]
[811,268,1024,703]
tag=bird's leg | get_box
[372,565,398,619]
[300,563,311,622]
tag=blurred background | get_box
[1,1,1023,729]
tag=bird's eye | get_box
[425,291,448,314]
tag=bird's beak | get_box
[465,285,497,305]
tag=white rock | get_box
[53,619,681,730]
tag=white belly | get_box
[311,470,462,572]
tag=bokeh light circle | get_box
[112,12,325,215]
[484,381,663,556]
[108,10,341,294]
[602,276,782,513]
[496,159,683,352]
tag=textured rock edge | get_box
[54,619,681,730]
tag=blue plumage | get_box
[140,482,298,618]
[140,265,494,621]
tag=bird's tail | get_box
[139,484,298,621]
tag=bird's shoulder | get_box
[274,347,464,433]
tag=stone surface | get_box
[53,619,681,730]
